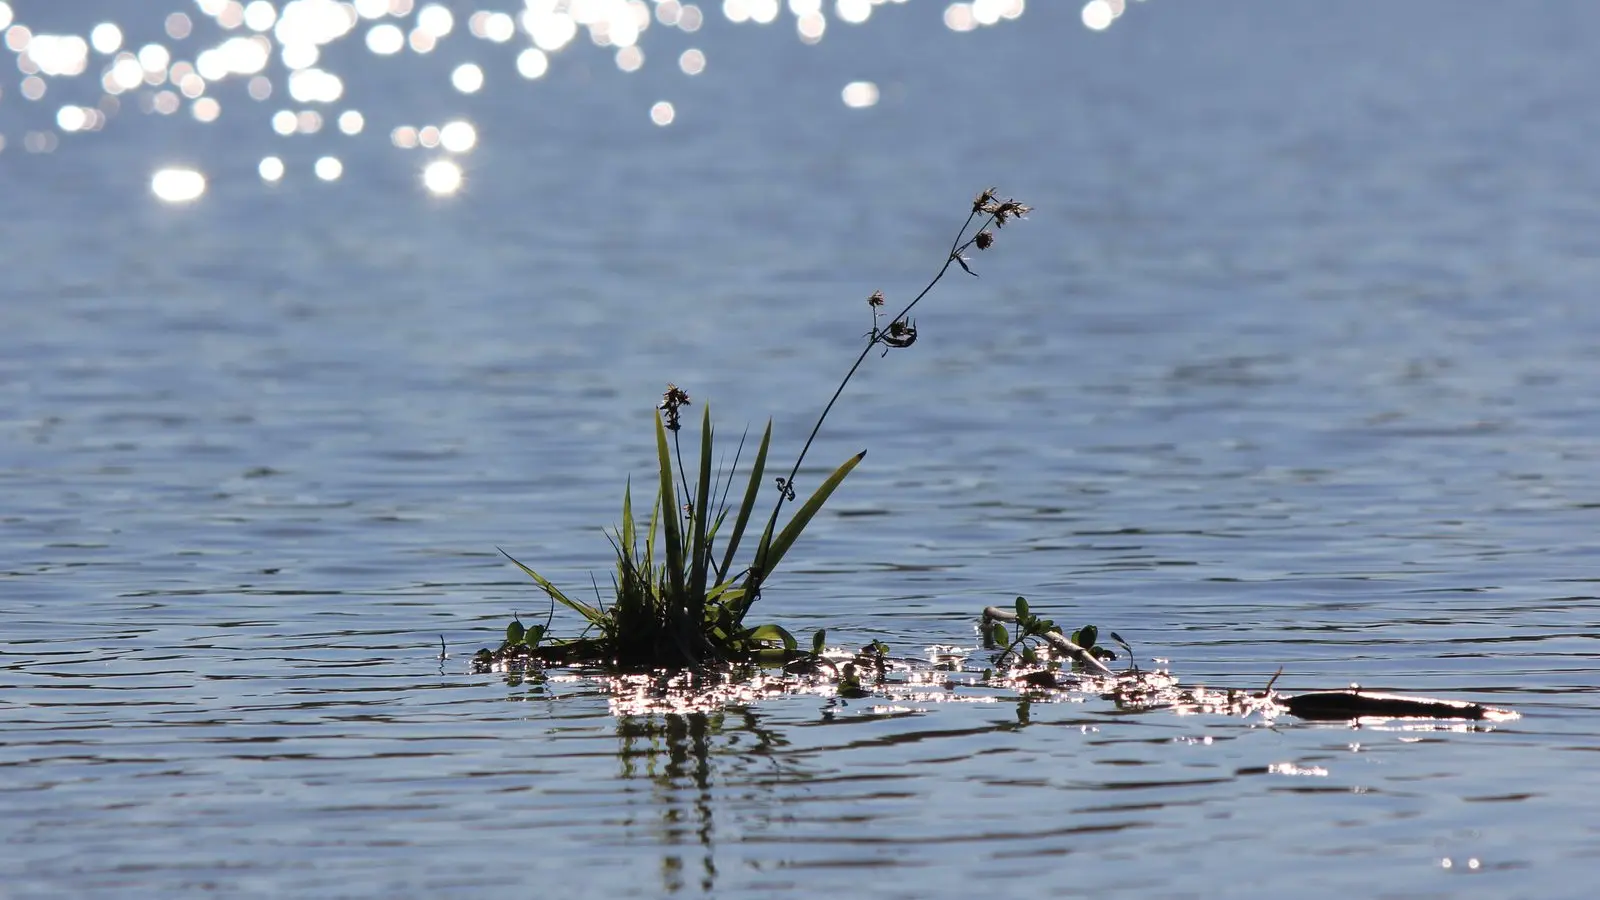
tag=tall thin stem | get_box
[744,202,1007,595]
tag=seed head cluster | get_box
[659,383,691,432]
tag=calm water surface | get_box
[3,1,1599,896]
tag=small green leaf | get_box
[525,625,545,647]
[1014,596,1029,619]
[811,628,826,656]
[990,622,1009,646]
[1021,646,1037,665]
[506,620,525,644]
[742,623,798,652]
[1077,625,1098,649]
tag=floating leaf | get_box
[742,623,798,653]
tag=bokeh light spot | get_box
[423,159,462,195]
[841,80,879,108]
[1082,0,1113,31]
[451,62,484,93]
[517,47,549,78]
[439,119,477,152]
[152,167,206,203]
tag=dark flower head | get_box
[977,192,1032,228]
[659,383,691,431]
[974,230,994,250]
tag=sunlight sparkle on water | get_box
[2,0,1037,204]
[192,97,222,122]
[423,158,463,195]
[165,12,193,41]
[288,67,343,102]
[90,23,123,54]
[516,47,549,78]
[837,0,873,25]
[797,13,825,43]
[366,23,404,54]
[151,167,206,202]
[243,1,278,32]
[841,80,879,108]
[451,63,484,93]
[1082,0,1114,31]
[525,9,578,51]
[416,4,454,37]
[439,120,476,152]
[469,11,517,43]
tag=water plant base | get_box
[472,609,1519,724]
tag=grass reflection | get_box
[616,709,791,894]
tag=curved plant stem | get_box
[747,204,1001,594]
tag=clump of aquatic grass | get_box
[495,387,862,669]
[480,188,1031,672]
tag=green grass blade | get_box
[688,406,714,606]
[762,450,865,579]
[654,411,685,599]
[498,547,607,627]
[620,477,636,562]
[717,419,771,580]
[645,492,659,583]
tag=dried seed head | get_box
[867,290,885,308]
[973,187,997,213]
[977,192,1032,228]
[974,230,994,250]
[881,317,918,349]
[995,199,1032,220]
[659,382,691,431]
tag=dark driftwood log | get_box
[1280,689,1508,722]
[981,606,1117,678]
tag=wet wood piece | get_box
[981,606,1117,677]
[1280,689,1510,721]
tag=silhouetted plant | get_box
[481,189,1030,671]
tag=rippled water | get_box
[4,1,1599,896]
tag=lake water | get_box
[3,0,1599,896]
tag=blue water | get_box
[3,1,1599,896]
